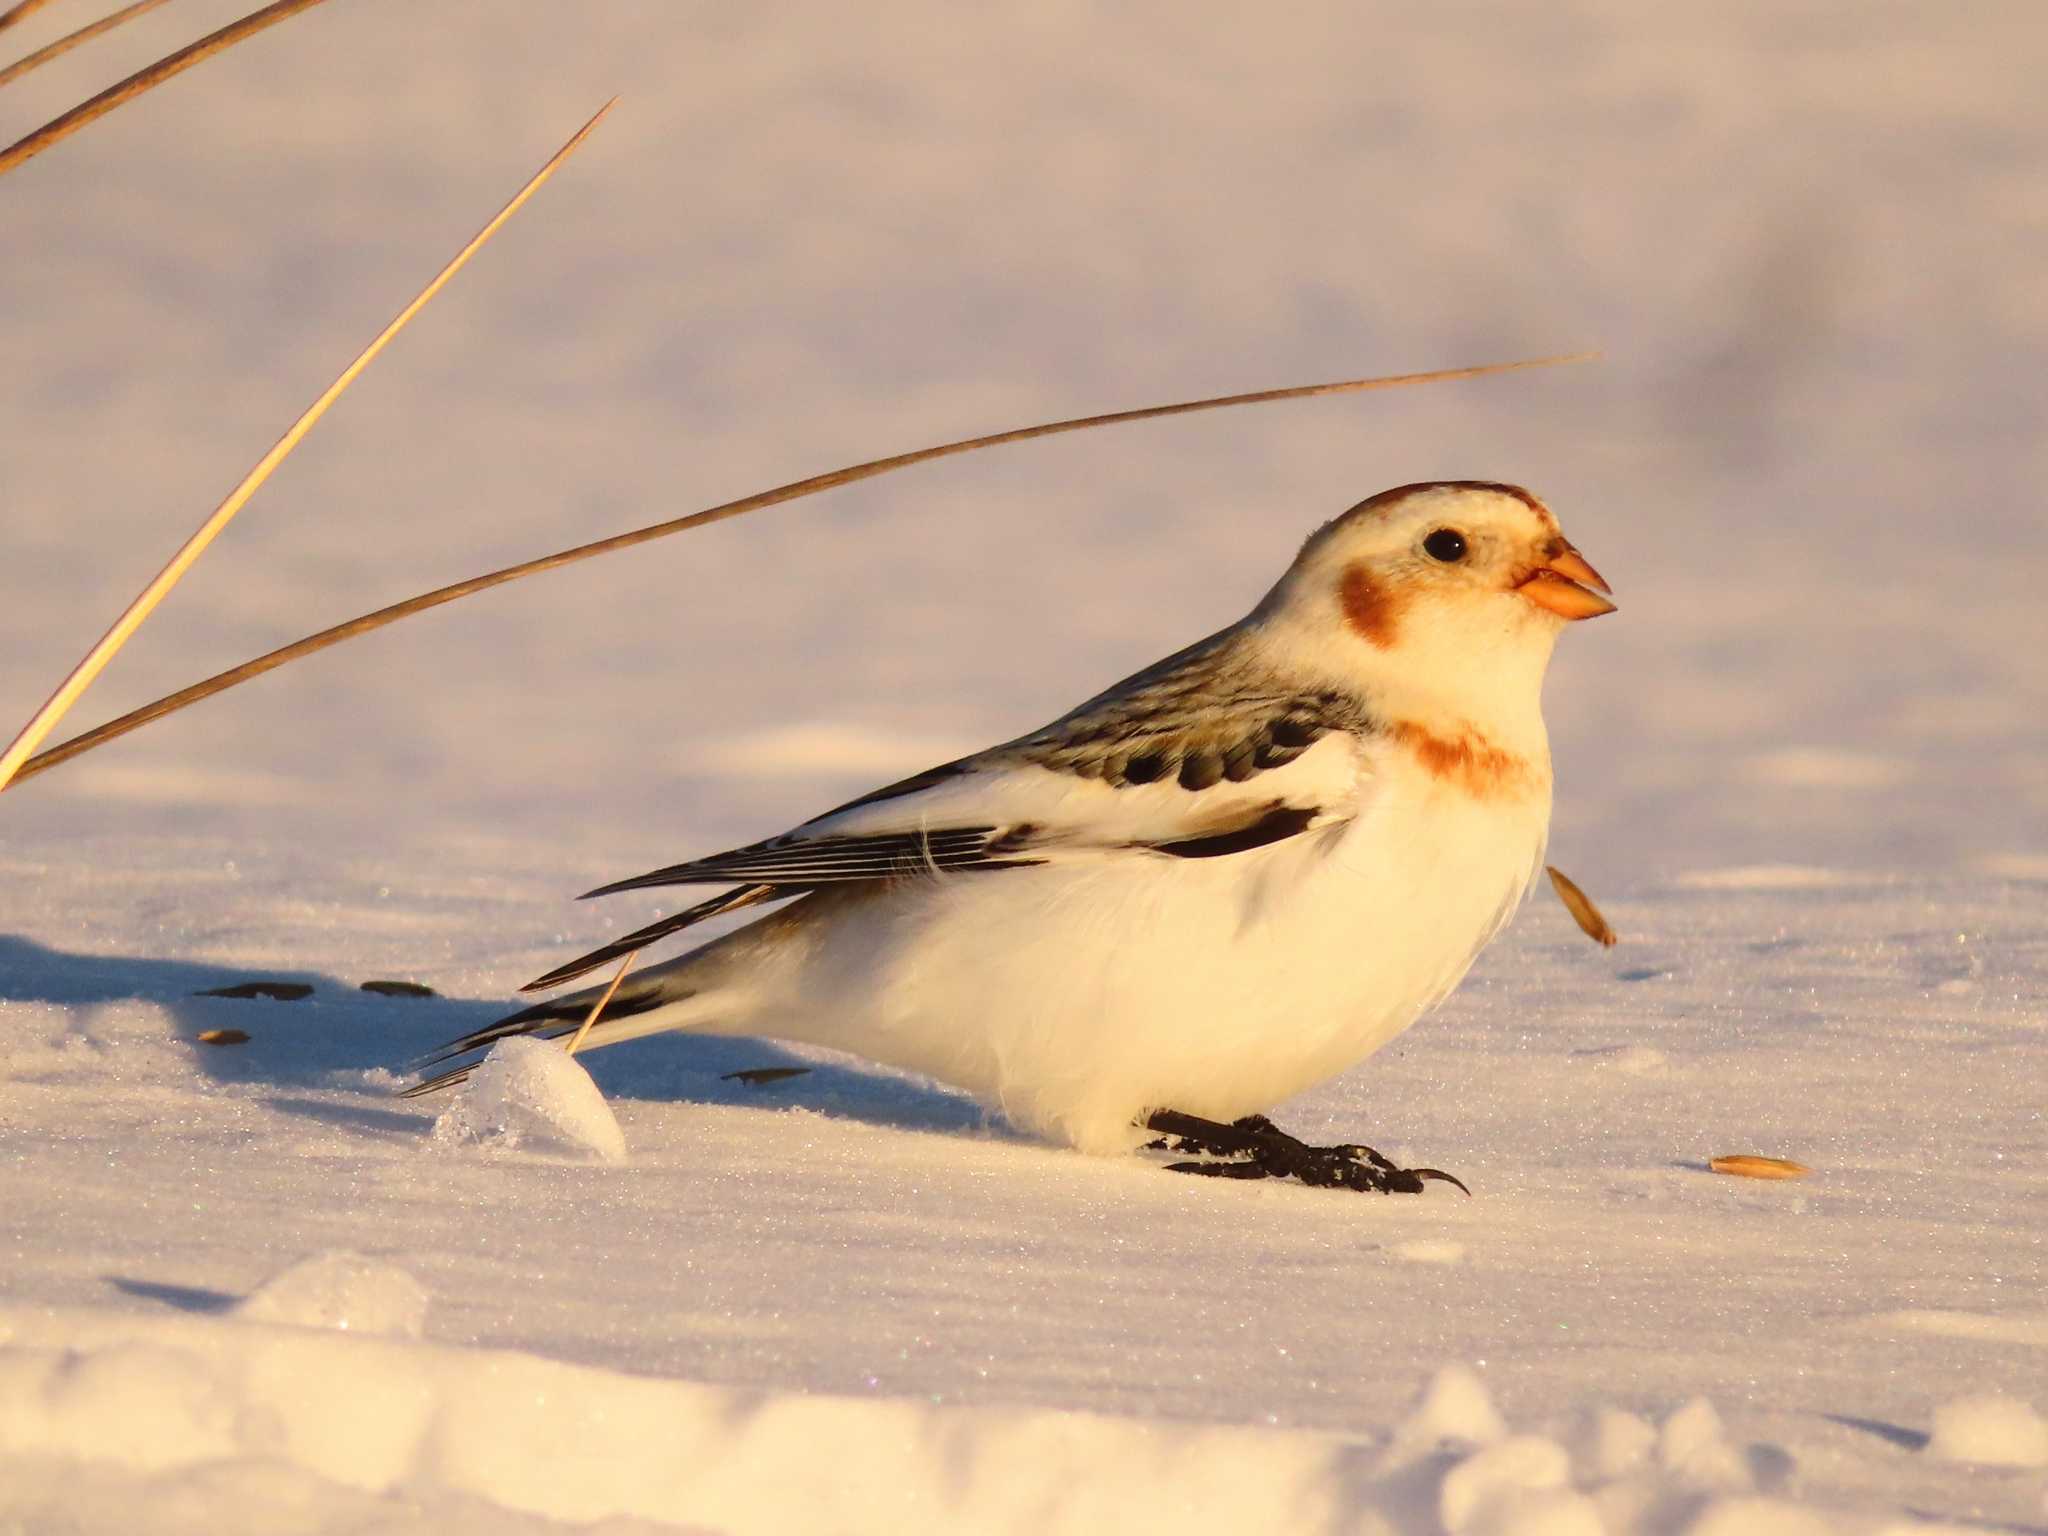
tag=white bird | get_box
[412,482,1614,1192]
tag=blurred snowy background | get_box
[4,0,2042,884]
[2,4,2044,1532]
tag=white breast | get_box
[749,742,1553,1154]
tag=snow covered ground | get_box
[2,3,2043,1531]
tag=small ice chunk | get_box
[1926,1393,2048,1468]
[431,1036,627,1162]
[234,1251,429,1338]
[1397,1364,1507,1454]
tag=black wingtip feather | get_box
[523,884,785,992]
[400,978,683,1097]
[411,999,574,1070]
[398,1019,573,1098]
[579,868,678,900]
[577,828,1006,897]
[522,939,639,993]
[1148,803,1319,859]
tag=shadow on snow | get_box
[0,933,991,1141]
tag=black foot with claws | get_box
[1143,1110,1470,1195]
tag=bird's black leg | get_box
[1142,1109,1470,1195]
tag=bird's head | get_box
[1255,481,1613,716]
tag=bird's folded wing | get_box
[526,643,1381,991]
[582,728,1369,901]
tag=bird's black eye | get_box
[1423,527,1468,563]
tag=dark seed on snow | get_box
[195,981,312,1001]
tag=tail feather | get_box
[401,1019,580,1097]
[405,882,791,1100]
[520,883,783,992]
[401,974,697,1099]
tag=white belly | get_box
[750,771,1551,1153]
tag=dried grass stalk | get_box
[0,0,171,90]
[0,0,329,178]
[0,99,618,794]
[0,0,67,36]
[565,952,636,1056]
[6,352,1593,789]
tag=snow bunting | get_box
[412,482,1613,1191]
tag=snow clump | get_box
[1925,1393,2048,1468]
[430,1036,627,1162]
[1437,1435,1601,1536]
[234,1251,430,1338]
[1395,1363,1508,1454]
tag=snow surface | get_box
[1926,1395,2048,1471]
[3,2,2045,1532]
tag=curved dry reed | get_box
[0,0,329,177]
[0,0,172,90]
[0,0,67,36]
[5,353,1594,790]
[0,100,618,793]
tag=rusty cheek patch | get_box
[1392,720,1536,800]
[1339,564,1403,648]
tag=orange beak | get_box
[1516,543,1615,620]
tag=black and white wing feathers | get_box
[580,826,1040,898]
[528,628,1380,992]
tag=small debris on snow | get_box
[194,1029,250,1046]
[1925,1394,2048,1468]
[360,979,437,998]
[234,1252,429,1338]
[193,981,313,1001]
[1546,865,1619,947]
[1708,1154,1811,1181]
[722,1066,814,1086]
[431,1036,627,1162]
